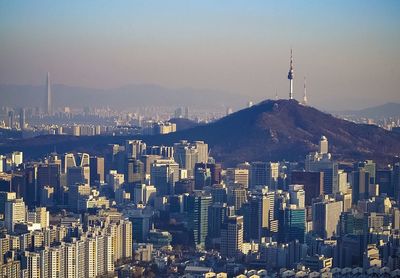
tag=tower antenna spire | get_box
[288,48,294,100]
[303,76,308,105]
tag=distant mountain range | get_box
[333,102,400,118]
[0,83,248,109]
[1,99,399,166]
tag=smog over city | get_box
[0,1,400,278]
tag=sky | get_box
[0,0,399,110]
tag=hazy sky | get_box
[0,0,399,110]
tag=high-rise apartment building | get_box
[5,198,26,232]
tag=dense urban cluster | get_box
[0,135,399,278]
[0,102,229,138]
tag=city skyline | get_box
[0,1,399,110]
[2,2,400,277]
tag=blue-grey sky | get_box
[0,0,399,109]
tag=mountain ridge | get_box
[333,102,400,118]
[0,99,399,166]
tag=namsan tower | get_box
[287,49,294,100]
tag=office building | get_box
[107,170,124,192]
[129,206,153,243]
[227,185,247,212]
[133,184,156,205]
[173,140,199,177]
[291,171,324,206]
[185,191,212,246]
[0,191,16,222]
[207,203,228,242]
[193,141,208,163]
[89,156,105,185]
[126,158,145,185]
[226,168,249,188]
[220,215,244,258]
[305,136,339,194]
[313,198,343,238]
[281,205,306,243]
[125,140,146,160]
[150,159,179,196]
[250,162,267,189]
[288,184,305,209]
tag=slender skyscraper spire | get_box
[47,72,52,115]
[288,48,294,100]
[302,76,308,105]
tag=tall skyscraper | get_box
[37,163,61,204]
[291,171,324,206]
[129,206,153,242]
[249,162,267,189]
[0,191,16,220]
[226,168,249,188]
[351,160,376,203]
[207,203,228,243]
[185,191,212,247]
[46,72,52,115]
[5,198,26,232]
[126,159,145,185]
[242,194,273,242]
[306,136,339,194]
[125,140,147,160]
[19,108,26,130]
[89,156,105,185]
[7,110,14,129]
[281,205,306,243]
[266,162,280,190]
[288,48,294,100]
[63,153,77,174]
[173,140,199,177]
[220,215,244,258]
[313,198,343,238]
[150,159,179,196]
[193,141,208,163]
